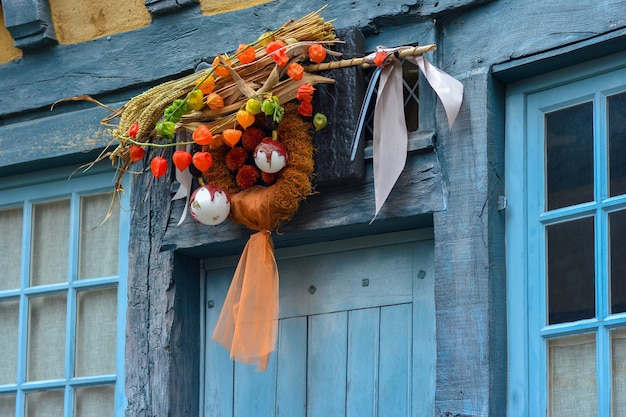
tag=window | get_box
[506,53,626,416]
[0,168,129,417]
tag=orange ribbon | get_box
[212,186,280,371]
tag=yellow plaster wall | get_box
[48,0,152,44]
[199,0,273,15]
[0,6,23,64]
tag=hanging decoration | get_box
[80,6,463,371]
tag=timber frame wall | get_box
[2,0,626,415]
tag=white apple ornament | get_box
[254,139,288,173]
[190,185,230,226]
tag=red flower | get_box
[225,147,248,171]
[261,171,278,185]
[298,100,313,117]
[296,84,315,102]
[236,165,260,189]
[241,127,266,152]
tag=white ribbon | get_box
[172,141,193,226]
[408,55,463,128]
[373,59,407,220]
[372,54,463,220]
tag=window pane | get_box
[0,393,16,417]
[27,294,66,381]
[74,385,115,417]
[608,92,626,197]
[75,287,117,376]
[547,217,595,324]
[613,328,626,417]
[25,390,64,417]
[609,209,626,314]
[79,192,120,280]
[548,333,597,417]
[30,200,70,286]
[0,299,19,384]
[0,207,22,291]
[545,102,594,210]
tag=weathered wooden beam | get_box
[126,153,200,417]
[312,27,366,185]
[162,145,444,258]
[145,0,198,15]
[2,0,56,50]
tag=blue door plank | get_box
[347,308,380,417]
[412,240,436,417]
[234,351,278,417]
[278,243,413,319]
[378,304,412,417]
[307,311,348,417]
[276,316,307,417]
[205,267,236,417]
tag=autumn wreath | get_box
[200,102,314,230]
[78,5,445,371]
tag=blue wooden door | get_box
[203,229,435,417]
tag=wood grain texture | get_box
[0,0,423,118]
[0,104,116,175]
[125,156,200,417]
[162,149,444,256]
[312,27,366,185]
[432,71,506,417]
[2,0,56,49]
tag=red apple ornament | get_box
[190,185,230,226]
[254,139,288,174]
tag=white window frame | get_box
[0,165,130,416]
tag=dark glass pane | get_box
[545,102,594,210]
[547,217,595,324]
[610,209,626,314]
[608,92,626,197]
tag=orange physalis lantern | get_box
[236,44,256,64]
[287,63,304,81]
[205,92,225,110]
[223,129,243,147]
[195,75,215,94]
[308,44,327,64]
[193,125,213,146]
[212,56,232,77]
[296,84,315,102]
[172,150,193,172]
[236,109,255,130]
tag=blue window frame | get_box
[506,52,626,416]
[0,166,129,416]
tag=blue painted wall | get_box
[3,0,626,416]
